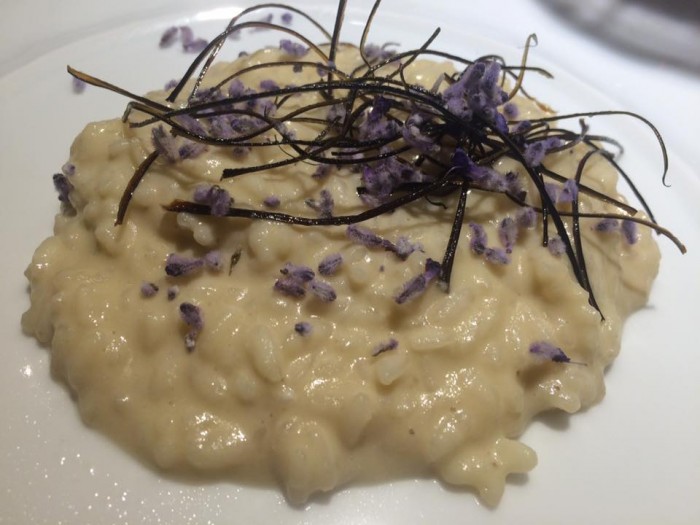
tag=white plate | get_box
[1,1,699,523]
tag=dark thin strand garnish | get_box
[69,0,685,316]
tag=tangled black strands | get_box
[67,0,685,317]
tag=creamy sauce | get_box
[22,48,660,504]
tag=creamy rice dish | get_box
[22,8,669,506]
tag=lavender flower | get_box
[72,77,86,94]
[402,113,440,153]
[274,277,306,298]
[140,282,159,297]
[529,341,571,363]
[165,253,204,277]
[281,12,293,25]
[547,235,566,256]
[393,236,423,260]
[318,253,343,276]
[595,218,619,232]
[346,224,386,249]
[468,222,487,255]
[52,173,73,205]
[151,126,179,162]
[159,26,179,48]
[280,39,307,57]
[203,250,222,271]
[263,195,281,208]
[516,207,537,229]
[309,279,337,302]
[193,184,232,216]
[619,220,637,245]
[395,258,441,304]
[180,302,203,352]
[259,79,279,91]
[484,247,509,265]
[280,262,315,282]
[559,179,579,203]
[294,321,312,336]
[498,217,518,253]
[372,338,398,356]
[178,141,207,160]
[305,189,334,218]
[503,102,518,119]
[183,38,208,54]
[522,137,562,167]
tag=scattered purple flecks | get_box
[263,195,281,208]
[395,258,441,304]
[309,279,337,302]
[522,137,562,168]
[193,184,232,216]
[318,253,343,276]
[547,235,567,256]
[165,253,205,277]
[484,247,510,265]
[179,302,203,352]
[529,341,572,363]
[167,285,180,301]
[72,77,86,94]
[281,12,293,25]
[280,39,307,57]
[559,179,579,203]
[140,282,159,298]
[294,321,312,336]
[372,338,398,356]
[159,25,209,54]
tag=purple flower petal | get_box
[529,341,571,363]
[263,195,281,208]
[280,39,307,57]
[159,26,179,48]
[280,263,315,282]
[165,253,204,277]
[595,218,619,233]
[151,125,179,162]
[203,250,222,271]
[259,79,279,91]
[318,253,343,276]
[516,207,537,229]
[559,179,579,203]
[346,224,386,249]
[193,185,232,216]
[72,77,86,94]
[281,12,293,25]
[484,247,510,265]
[274,277,306,298]
[395,258,441,304]
[393,236,423,261]
[498,217,518,253]
[52,173,74,205]
[468,222,487,255]
[309,279,337,302]
[305,189,334,218]
[621,220,638,245]
[547,235,566,256]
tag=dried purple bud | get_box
[180,302,203,352]
[281,12,293,25]
[280,263,315,282]
[372,338,399,356]
[395,258,441,304]
[292,63,303,73]
[312,164,332,180]
[164,78,179,90]
[167,285,180,301]
[263,195,281,208]
[140,282,159,298]
[305,189,334,218]
[151,125,179,163]
[159,26,179,48]
[279,39,307,57]
[523,137,562,167]
[484,247,510,265]
[516,207,537,229]
[621,220,638,245]
[547,235,566,256]
[595,218,619,232]
[193,185,232,216]
[318,253,343,276]
[346,224,385,249]
[468,223,487,255]
[309,279,337,302]
[179,25,194,45]
[52,173,73,205]
[259,79,279,91]
[402,113,440,153]
[559,179,579,203]
[294,321,312,336]
[165,253,204,277]
[274,277,306,298]
[393,236,423,261]
[502,102,518,119]
[183,37,208,53]
[529,341,571,363]
[498,217,518,253]
[203,250,222,271]
[178,141,207,160]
